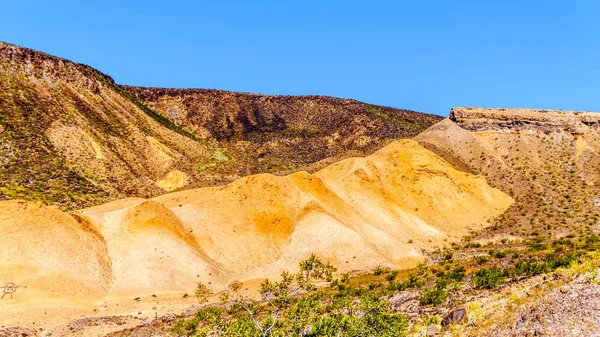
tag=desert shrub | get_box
[368,282,383,290]
[386,270,400,282]
[173,306,222,336]
[442,252,453,262]
[475,255,489,265]
[528,243,549,252]
[419,287,448,306]
[334,285,364,297]
[445,266,466,283]
[373,265,391,276]
[584,234,600,250]
[387,280,409,292]
[473,268,506,289]
[310,296,408,337]
[387,274,425,292]
[194,282,212,304]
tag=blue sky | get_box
[2,1,599,116]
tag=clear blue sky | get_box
[2,1,599,116]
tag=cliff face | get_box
[0,42,441,209]
[450,107,600,132]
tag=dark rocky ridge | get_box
[123,86,442,188]
[123,86,439,141]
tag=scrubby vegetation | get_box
[173,234,600,336]
[175,255,407,336]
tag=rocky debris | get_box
[102,315,177,337]
[450,107,600,132]
[184,305,196,315]
[426,324,440,336]
[0,327,37,337]
[67,316,131,333]
[486,283,600,336]
[388,290,420,319]
[441,307,467,327]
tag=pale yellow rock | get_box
[146,136,177,167]
[155,170,190,191]
[0,201,111,300]
[0,140,512,306]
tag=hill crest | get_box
[0,41,442,209]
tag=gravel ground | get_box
[485,280,600,337]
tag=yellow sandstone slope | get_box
[0,140,512,303]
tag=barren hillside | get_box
[416,107,600,242]
[0,42,441,210]
[0,140,511,314]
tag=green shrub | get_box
[373,265,391,276]
[386,270,399,282]
[473,268,506,289]
[419,287,448,306]
[310,296,408,337]
[475,255,489,265]
[442,252,453,262]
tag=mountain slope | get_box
[0,42,213,210]
[0,140,512,304]
[0,42,442,210]
[415,107,600,242]
[123,86,442,185]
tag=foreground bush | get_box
[175,255,408,336]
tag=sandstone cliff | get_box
[450,107,600,132]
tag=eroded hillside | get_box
[0,140,512,308]
[123,87,442,188]
[416,107,600,243]
[0,42,441,210]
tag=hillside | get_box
[416,107,600,243]
[0,140,511,315]
[4,105,600,336]
[123,86,441,187]
[0,42,441,210]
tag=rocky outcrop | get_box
[416,110,600,258]
[450,107,600,132]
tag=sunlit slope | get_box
[0,201,111,299]
[0,140,512,303]
[415,109,600,241]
